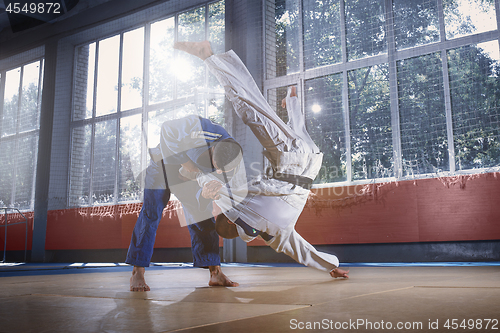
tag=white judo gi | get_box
[197,50,340,272]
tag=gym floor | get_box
[0,262,499,332]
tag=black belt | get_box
[234,218,274,242]
[268,169,314,190]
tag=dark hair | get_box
[212,138,242,171]
[215,214,238,239]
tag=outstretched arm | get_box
[175,41,297,154]
[282,86,320,154]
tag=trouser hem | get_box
[125,258,150,268]
[193,260,220,268]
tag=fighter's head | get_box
[215,214,238,239]
[212,138,242,174]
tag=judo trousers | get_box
[125,158,220,268]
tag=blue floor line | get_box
[1,261,499,277]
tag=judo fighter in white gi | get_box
[175,41,349,279]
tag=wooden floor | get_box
[0,263,499,332]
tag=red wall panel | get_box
[417,175,500,242]
[251,174,500,246]
[0,211,33,251]
[44,203,194,250]
[2,174,500,251]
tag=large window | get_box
[69,0,226,207]
[265,0,500,185]
[448,41,500,170]
[0,59,44,210]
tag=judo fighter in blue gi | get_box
[126,115,243,291]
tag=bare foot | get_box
[130,266,150,291]
[174,40,213,61]
[330,267,349,279]
[208,265,239,287]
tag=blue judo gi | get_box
[125,115,234,268]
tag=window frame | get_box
[263,0,500,187]
[68,0,226,208]
[0,57,45,211]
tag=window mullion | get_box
[31,59,44,210]
[342,70,351,183]
[262,0,269,81]
[30,131,39,211]
[437,0,457,174]
[89,42,99,206]
[298,0,305,74]
[114,33,124,205]
[117,34,124,114]
[385,0,402,179]
[87,123,95,206]
[115,118,120,204]
[441,50,456,173]
[496,0,500,36]
[11,138,20,207]
[36,59,44,129]
[340,0,351,182]
[203,3,210,118]
[142,23,151,195]
[174,14,179,101]
[16,66,24,136]
[92,42,99,120]
[437,0,447,42]
[496,0,500,69]
[297,0,306,136]
[340,0,347,64]
[0,69,5,137]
